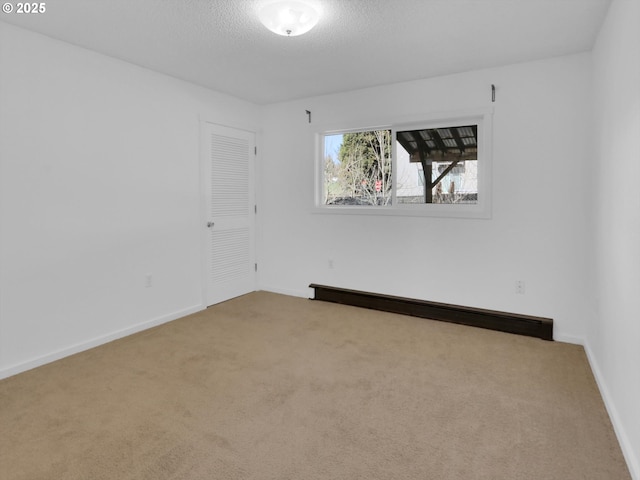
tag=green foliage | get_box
[325,130,392,205]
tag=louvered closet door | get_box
[204,123,256,306]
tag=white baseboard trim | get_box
[0,304,204,381]
[552,333,585,345]
[583,341,639,480]
[259,285,313,299]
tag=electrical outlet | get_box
[515,280,525,294]
[328,259,334,269]
[145,274,153,288]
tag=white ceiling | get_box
[2,0,612,104]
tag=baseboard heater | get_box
[309,284,553,341]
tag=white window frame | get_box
[313,108,493,219]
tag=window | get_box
[315,110,492,218]
[396,125,478,205]
[323,129,392,206]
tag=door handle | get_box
[207,222,215,228]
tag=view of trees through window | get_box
[323,130,392,206]
[322,124,479,207]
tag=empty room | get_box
[1,0,638,478]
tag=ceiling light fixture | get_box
[258,1,320,37]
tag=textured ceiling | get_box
[2,0,612,104]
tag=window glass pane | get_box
[323,130,392,206]
[396,125,478,204]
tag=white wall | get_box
[590,0,640,477]
[0,23,259,377]
[259,53,594,342]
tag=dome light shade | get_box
[258,1,320,37]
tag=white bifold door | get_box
[202,122,256,306]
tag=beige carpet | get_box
[0,291,630,479]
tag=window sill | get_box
[311,204,491,219]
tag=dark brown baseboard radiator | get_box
[309,284,553,341]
